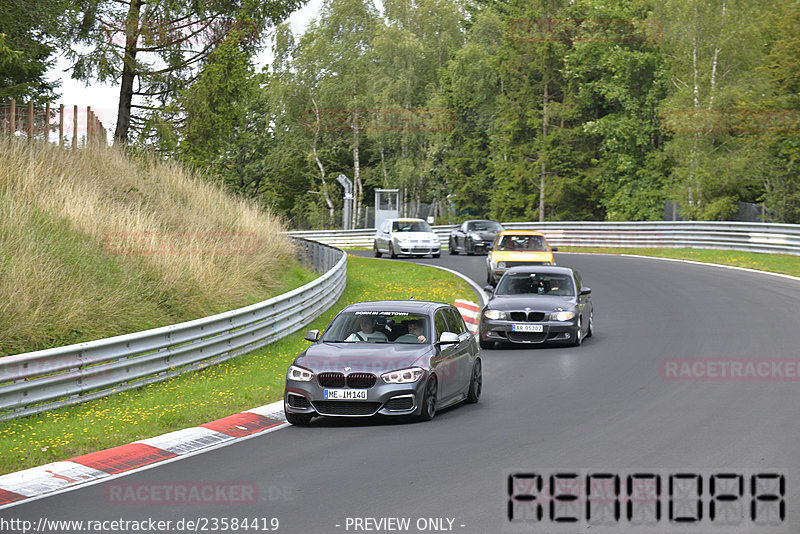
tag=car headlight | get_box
[287,365,314,381]
[381,367,424,384]
[497,261,506,269]
[483,309,507,320]
[549,311,576,321]
[469,232,481,241]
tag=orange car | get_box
[485,230,557,285]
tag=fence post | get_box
[72,105,77,149]
[59,104,64,147]
[45,102,50,143]
[27,101,33,140]
[9,98,15,137]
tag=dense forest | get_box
[3,0,799,227]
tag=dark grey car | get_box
[479,266,593,349]
[449,219,504,255]
[284,300,482,425]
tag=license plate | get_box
[324,389,367,400]
[512,324,543,332]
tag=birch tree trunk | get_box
[539,77,549,223]
[311,94,335,225]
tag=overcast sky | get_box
[48,0,324,140]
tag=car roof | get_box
[465,219,501,223]
[497,229,546,237]
[340,300,450,314]
[503,265,576,276]
[387,218,426,223]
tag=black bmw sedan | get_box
[479,266,593,349]
[284,300,482,425]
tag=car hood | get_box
[391,232,438,241]
[487,294,577,312]
[490,251,553,262]
[295,342,433,374]
[474,231,498,239]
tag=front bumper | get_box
[479,319,578,344]
[397,245,440,256]
[284,378,427,418]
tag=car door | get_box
[445,307,473,395]
[432,309,458,400]
[377,221,390,251]
[459,222,469,251]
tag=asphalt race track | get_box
[2,251,799,533]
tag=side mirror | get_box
[579,287,591,296]
[437,332,460,345]
[483,284,495,294]
[551,246,559,252]
[304,329,320,342]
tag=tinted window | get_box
[322,311,430,343]
[445,308,467,335]
[393,220,432,233]
[434,310,449,340]
[470,221,503,232]
[497,235,547,251]
[496,273,575,296]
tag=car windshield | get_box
[392,220,432,233]
[496,273,575,296]
[322,311,431,344]
[468,221,503,232]
[497,235,547,251]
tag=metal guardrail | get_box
[0,239,346,421]
[287,221,800,256]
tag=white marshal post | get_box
[336,174,354,230]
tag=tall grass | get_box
[0,139,299,356]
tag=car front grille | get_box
[317,372,377,388]
[346,373,377,388]
[318,372,345,388]
[505,261,549,267]
[385,396,414,411]
[313,401,382,416]
[509,311,546,322]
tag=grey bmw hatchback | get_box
[284,300,482,425]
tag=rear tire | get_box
[286,412,312,426]
[373,243,382,257]
[466,360,482,403]
[418,376,437,422]
[449,238,458,255]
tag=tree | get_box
[567,0,670,220]
[66,0,304,143]
[657,0,771,220]
[0,0,68,102]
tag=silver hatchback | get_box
[373,218,441,258]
